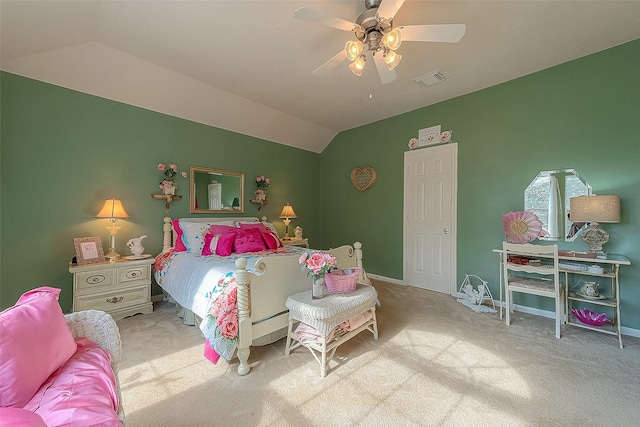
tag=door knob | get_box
[443,229,450,234]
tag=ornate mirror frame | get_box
[189,166,244,214]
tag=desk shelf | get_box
[496,249,630,349]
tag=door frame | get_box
[402,143,458,295]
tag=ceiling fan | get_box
[294,0,466,84]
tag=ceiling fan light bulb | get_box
[349,55,366,76]
[384,50,402,70]
[382,28,402,50]
[345,40,364,61]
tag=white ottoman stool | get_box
[284,284,379,377]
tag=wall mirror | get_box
[524,169,591,242]
[189,166,244,214]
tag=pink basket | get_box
[325,268,361,294]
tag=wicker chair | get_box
[65,310,125,425]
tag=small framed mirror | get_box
[524,169,591,242]
[189,166,244,214]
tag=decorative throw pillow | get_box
[233,228,267,254]
[237,222,268,233]
[260,231,280,249]
[209,224,236,236]
[0,408,47,427]
[0,287,77,408]
[179,222,213,254]
[172,219,187,252]
[201,233,221,256]
[215,233,236,256]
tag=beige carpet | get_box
[117,280,640,426]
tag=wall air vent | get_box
[414,69,448,87]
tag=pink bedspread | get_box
[22,338,121,427]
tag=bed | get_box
[153,217,367,375]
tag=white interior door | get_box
[404,143,457,294]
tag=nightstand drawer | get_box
[73,285,150,313]
[117,264,150,284]
[75,269,115,291]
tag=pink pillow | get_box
[238,222,268,233]
[0,408,47,427]
[209,224,237,236]
[201,233,221,256]
[261,231,280,249]
[215,233,236,256]
[172,219,187,252]
[0,287,77,408]
[233,228,267,254]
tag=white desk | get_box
[494,249,630,348]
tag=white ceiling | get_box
[2,1,639,153]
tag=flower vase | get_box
[312,275,326,299]
[163,185,176,195]
[256,192,266,201]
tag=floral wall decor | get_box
[503,211,543,244]
[158,163,187,195]
[254,175,270,200]
[351,167,377,192]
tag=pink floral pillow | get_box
[172,219,187,252]
[233,228,266,254]
[215,233,236,256]
[0,287,77,408]
[209,224,236,236]
[237,222,268,233]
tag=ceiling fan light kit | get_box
[295,0,465,84]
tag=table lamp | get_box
[279,203,297,240]
[569,195,620,255]
[96,196,129,260]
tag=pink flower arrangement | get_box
[255,176,270,190]
[299,250,337,278]
[158,162,187,190]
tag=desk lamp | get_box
[279,204,297,241]
[569,195,620,256]
[95,196,129,260]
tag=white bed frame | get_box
[158,216,367,375]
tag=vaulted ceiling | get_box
[2,1,639,152]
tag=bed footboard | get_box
[233,243,364,376]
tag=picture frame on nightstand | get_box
[73,236,105,265]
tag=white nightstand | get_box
[69,257,154,321]
[281,238,309,248]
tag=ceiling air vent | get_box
[414,69,448,87]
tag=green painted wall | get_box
[2,39,639,331]
[0,73,319,311]
[320,39,640,330]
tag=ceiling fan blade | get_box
[373,53,397,85]
[294,7,357,32]
[400,24,466,43]
[377,0,406,20]
[313,50,348,76]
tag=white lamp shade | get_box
[382,28,402,50]
[345,40,364,61]
[384,50,402,70]
[569,195,620,223]
[349,55,366,76]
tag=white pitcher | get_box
[126,235,147,257]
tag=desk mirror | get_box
[524,169,591,242]
[190,166,244,214]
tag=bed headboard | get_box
[161,216,263,253]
